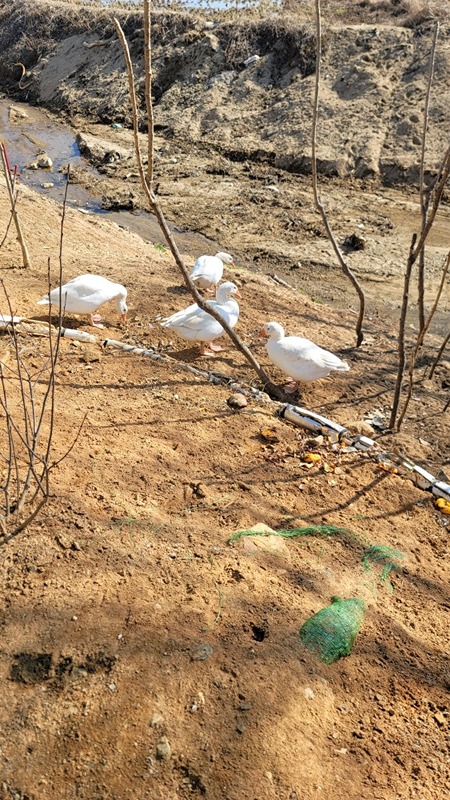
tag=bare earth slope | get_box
[0,1,449,182]
[0,165,449,800]
[0,2,449,799]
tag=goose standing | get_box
[37,274,128,328]
[190,252,235,292]
[260,321,350,392]
[161,281,240,355]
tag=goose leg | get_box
[90,313,104,329]
[283,378,298,394]
[198,341,223,356]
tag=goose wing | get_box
[191,255,222,283]
[279,337,349,375]
[161,302,204,329]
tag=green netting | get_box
[299,596,366,664]
[230,526,405,590]
[362,545,405,589]
[229,524,362,544]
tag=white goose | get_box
[161,281,240,355]
[37,274,128,328]
[260,321,350,392]
[190,252,235,292]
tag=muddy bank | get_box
[0,0,448,329]
[1,0,449,183]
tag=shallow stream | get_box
[0,96,217,257]
[0,95,448,338]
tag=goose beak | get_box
[259,328,268,338]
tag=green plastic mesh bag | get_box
[299,596,366,664]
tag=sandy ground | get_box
[0,174,449,800]
[0,2,449,798]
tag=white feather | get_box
[263,322,350,383]
[190,252,234,290]
[37,274,128,317]
[161,282,239,344]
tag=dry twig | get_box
[312,0,365,347]
[417,22,440,331]
[0,143,32,268]
[113,14,283,399]
[397,249,450,429]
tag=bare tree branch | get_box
[397,249,450,429]
[312,0,365,347]
[417,22,439,331]
[143,0,155,190]
[413,144,450,261]
[0,168,85,542]
[113,14,283,399]
[0,143,32,268]
[389,234,416,430]
[429,330,450,379]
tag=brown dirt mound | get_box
[0,169,449,800]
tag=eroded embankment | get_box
[0,0,449,183]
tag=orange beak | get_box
[120,313,127,325]
[259,328,268,338]
[234,289,241,298]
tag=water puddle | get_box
[0,95,218,256]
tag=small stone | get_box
[345,420,375,438]
[56,533,71,549]
[227,393,247,410]
[9,105,28,120]
[304,687,315,700]
[80,346,100,363]
[342,232,366,251]
[236,721,245,734]
[71,615,78,621]
[156,736,171,760]
[259,427,280,443]
[236,524,291,559]
[108,683,116,692]
[37,154,53,169]
[150,712,164,727]
[191,643,213,662]
[434,712,446,726]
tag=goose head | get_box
[115,287,128,323]
[259,321,285,341]
[215,252,235,267]
[215,281,240,302]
